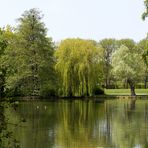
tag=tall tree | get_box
[112,45,145,96]
[3,9,55,97]
[0,28,8,98]
[137,39,148,88]
[55,38,103,97]
[117,39,136,88]
[99,38,117,88]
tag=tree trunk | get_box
[130,99,136,110]
[124,78,128,89]
[144,77,147,88]
[144,80,147,89]
[0,69,6,98]
[68,81,73,98]
[127,79,136,96]
[130,85,136,96]
[105,78,108,89]
[86,76,89,96]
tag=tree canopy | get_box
[99,39,117,88]
[138,39,148,66]
[112,45,146,95]
[0,7,148,98]
[55,38,103,97]
[1,9,55,97]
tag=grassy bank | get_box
[105,89,148,96]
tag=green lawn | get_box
[105,89,148,96]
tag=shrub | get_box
[93,87,104,95]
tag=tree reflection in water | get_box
[0,102,20,148]
[1,99,148,148]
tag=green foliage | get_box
[138,39,148,66]
[2,9,56,97]
[142,0,148,20]
[0,28,8,98]
[137,39,148,88]
[99,38,117,88]
[0,7,148,98]
[55,38,103,97]
[112,45,146,95]
[117,39,135,51]
[112,45,144,81]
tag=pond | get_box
[1,98,148,148]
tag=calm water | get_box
[4,99,148,148]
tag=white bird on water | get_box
[36,106,47,110]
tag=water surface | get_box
[5,99,148,148]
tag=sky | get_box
[0,0,148,42]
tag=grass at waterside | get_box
[105,89,148,96]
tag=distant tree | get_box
[117,39,136,88]
[117,39,135,51]
[99,38,117,88]
[142,1,148,62]
[137,39,148,88]
[55,38,103,97]
[3,9,55,97]
[112,45,145,96]
[138,39,148,65]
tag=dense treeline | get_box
[0,8,148,97]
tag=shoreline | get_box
[1,95,148,102]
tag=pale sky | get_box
[0,0,148,42]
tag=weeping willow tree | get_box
[55,38,103,97]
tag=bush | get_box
[93,87,104,95]
[40,85,57,97]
